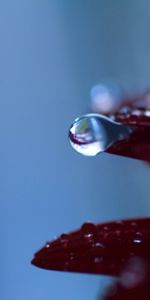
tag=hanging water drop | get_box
[69,113,134,156]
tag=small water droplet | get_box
[103,226,109,230]
[115,230,121,237]
[136,232,143,236]
[94,242,104,248]
[115,220,124,225]
[81,222,97,240]
[60,234,69,248]
[69,113,133,156]
[133,239,142,244]
[131,221,138,227]
[92,242,105,253]
[94,256,103,263]
[133,232,143,244]
[64,261,70,271]
[102,226,109,238]
[69,253,75,261]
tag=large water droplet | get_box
[69,113,133,156]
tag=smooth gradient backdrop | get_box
[0,1,150,299]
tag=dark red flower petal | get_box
[31,218,150,276]
[102,92,150,162]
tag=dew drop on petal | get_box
[69,114,132,157]
[60,234,69,248]
[133,232,143,244]
[81,222,97,239]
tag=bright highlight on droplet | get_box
[69,113,134,157]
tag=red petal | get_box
[31,218,150,276]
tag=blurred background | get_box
[1,1,150,299]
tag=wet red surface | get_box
[32,218,150,277]
[106,98,150,162]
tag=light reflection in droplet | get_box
[133,239,142,244]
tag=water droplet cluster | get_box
[31,218,150,276]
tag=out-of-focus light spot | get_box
[90,83,123,114]
[120,257,147,289]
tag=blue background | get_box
[1,1,150,299]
